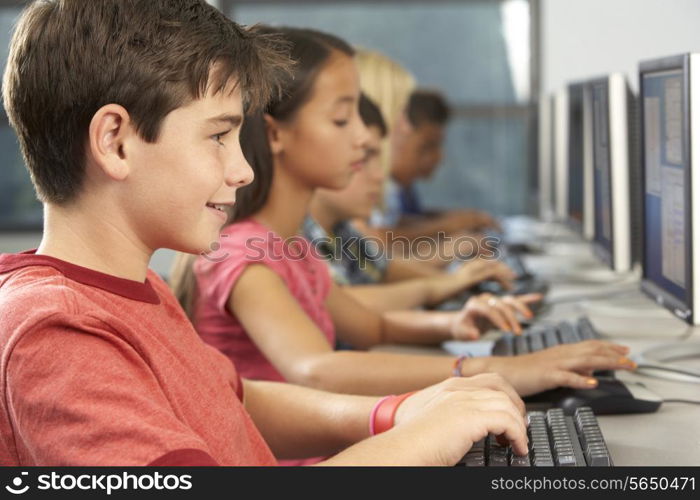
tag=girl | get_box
[171,27,634,400]
[306,93,537,315]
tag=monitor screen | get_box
[567,84,585,226]
[591,80,613,261]
[642,68,689,304]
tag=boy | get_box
[0,0,527,465]
[358,90,501,260]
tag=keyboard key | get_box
[492,335,514,356]
[462,406,613,468]
[555,453,577,466]
[543,328,560,348]
[464,453,486,467]
[588,452,612,467]
[557,322,579,343]
[514,335,529,355]
[577,317,599,340]
[528,330,545,351]
[510,454,531,466]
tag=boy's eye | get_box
[212,130,231,146]
[333,120,348,127]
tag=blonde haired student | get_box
[355,48,416,176]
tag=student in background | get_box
[354,48,416,177]
[306,93,535,314]
[353,54,497,264]
[0,0,532,466]
[171,26,634,407]
[377,89,500,237]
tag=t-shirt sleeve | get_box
[197,230,290,316]
[5,313,217,466]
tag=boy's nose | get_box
[225,146,254,188]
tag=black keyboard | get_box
[492,317,599,356]
[458,407,612,467]
[503,253,531,280]
[475,275,550,298]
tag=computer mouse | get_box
[555,377,663,415]
[524,377,662,415]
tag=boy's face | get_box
[124,79,252,254]
[392,121,445,183]
[315,125,384,220]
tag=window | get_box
[1,4,42,230]
[227,0,539,215]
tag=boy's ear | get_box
[263,113,285,155]
[87,104,132,181]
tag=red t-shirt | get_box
[0,250,276,466]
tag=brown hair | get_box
[359,93,387,137]
[3,0,291,205]
[407,89,451,128]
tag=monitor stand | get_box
[584,296,691,339]
[633,340,700,384]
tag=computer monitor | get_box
[639,53,700,325]
[553,89,568,221]
[589,73,640,272]
[582,83,595,240]
[538,94,555,220]
[566,82,587,235]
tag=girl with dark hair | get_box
[171,26,633,415]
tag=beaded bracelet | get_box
[452,354,472,377]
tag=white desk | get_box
[529,276,700,466]
[375,226,700,465]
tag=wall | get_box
[542,0,700,95]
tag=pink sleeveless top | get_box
[193,219,336,383]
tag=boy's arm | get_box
[242,379,375,459]
[245,375,530,466]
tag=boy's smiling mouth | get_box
[205,202,228,212]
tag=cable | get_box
[631,342,700,384]
[662,399,700,405]
[635,363,700,380]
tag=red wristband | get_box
[372,391,416,435]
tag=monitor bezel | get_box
[589,76,616,269]
[554,89,569,221]
[582,83,595,241]
[638,53,696,324]
[566,81,587,235]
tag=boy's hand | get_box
[391,375,528,466]
[485,341,636,396]
[450,293,543,339]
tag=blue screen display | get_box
[642,69,688,303]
